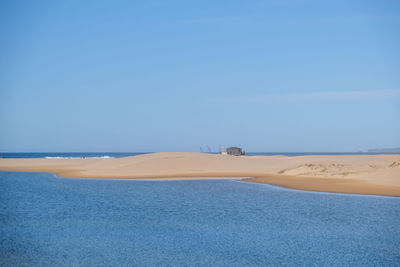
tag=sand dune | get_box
[0,152,399,196]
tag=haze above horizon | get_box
[1,0,399,152]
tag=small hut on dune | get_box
[226,147,245,156]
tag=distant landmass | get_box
[368,147,400,153]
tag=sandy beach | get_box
[0,152,399,196]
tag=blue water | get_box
[1,152,398,158]
[0,152,147,158]
[1,172,399,266]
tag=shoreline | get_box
[1,169,399,197]
[244,175,400,197]
[1,152,399,197]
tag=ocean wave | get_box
[44,156,114,159]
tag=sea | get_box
[1,153,400,266]
[1,151,399,158]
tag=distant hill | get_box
[368,148,400,153]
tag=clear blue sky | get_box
[1,0,399,152]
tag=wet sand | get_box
[0,152,399,196]
[245,175,400,197]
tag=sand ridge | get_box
[0,152,399,196]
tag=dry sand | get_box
[0,152,399,196]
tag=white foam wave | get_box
[44,156,114,159]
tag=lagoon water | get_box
[1,171,399,266]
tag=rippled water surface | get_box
[1,171,399,266]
